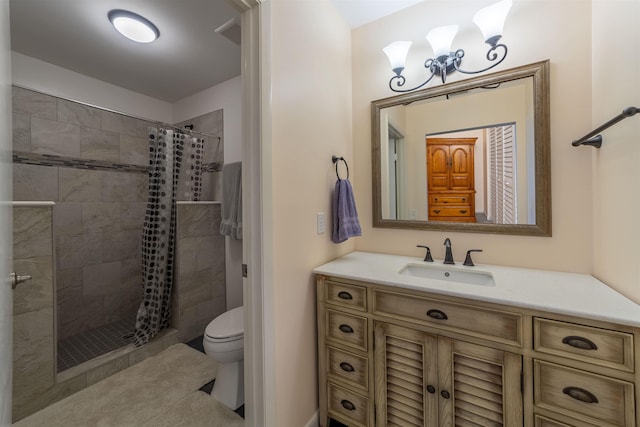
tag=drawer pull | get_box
[339,324,354,334]
[339,362,355,373]
[563,386,599,404]
[441,390,450,399]
[337,291,353,300]
[434,209,441,214]
[341,399,356,411]
[562,335,598,351]
[426,385,436,394]
[460,209,468,214]
[426,309,448,320]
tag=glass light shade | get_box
[383,41,412,74]
[473,0,513,43]
[108,10,159,43]
[426,25,459,58]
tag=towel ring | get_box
[332,155,349,180]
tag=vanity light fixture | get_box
[108,9,159,44]
[383,0,512,92]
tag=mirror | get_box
[372,60,550,236]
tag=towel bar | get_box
[572,106,639,148]
[332,155,350,180]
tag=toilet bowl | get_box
[203,306,244,410]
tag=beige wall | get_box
[352,0,594,272]
[592,0,640,303]
[268,1,354,426]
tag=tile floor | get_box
[57,319,134,372]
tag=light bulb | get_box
[383,41,412,75]
[473,0,513,45]
[108,10,159,44]
[426,25,459,59]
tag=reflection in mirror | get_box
[372,61,550,236]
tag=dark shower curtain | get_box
[132,127,203,346]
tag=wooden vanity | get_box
[315,252,640,427]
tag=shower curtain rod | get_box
[12,84,222,141]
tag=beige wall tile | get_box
[82,202,120,233]
[120,135,149,166]
[13,207,52,259]
[53,202,82,236]
[57,232,102,269]
[59,168,102,202]
[83,261,121,296]
[128,338,164,365]
[12,256,53,316]
[80,128,119,162]
[31,117,81,157]
[13,164,59,202]
[101,110,137,137]
[57,99,101,129]
[12,308,55,404]
[101,171,146,202]
[12,374,86,422]
[102,230,140,262]
[13,112,30,152]
[12,87,56,120]
[85,354,129,386]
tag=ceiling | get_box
[9,0,423,103]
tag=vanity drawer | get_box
[325,280,367,311]
[326,310,368,352]
[373,289,522,346]
[327,382,370,427]
[534,414,575,427]
[429,206,473,217]
[327,346,369,390]
[534,360,635,427]
[429,194,471,205]
[534,318,634,372]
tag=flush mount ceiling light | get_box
[108,9,159,43]
[383,0,512,92]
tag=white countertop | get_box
[313,251,640,328]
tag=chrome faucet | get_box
[443,238,455,265]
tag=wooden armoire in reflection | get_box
[426,137,476,222]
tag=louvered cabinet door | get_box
[374,322,438,427]
[438,338,524,427]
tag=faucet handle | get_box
[463,249,483,266]
[417,245,434,262]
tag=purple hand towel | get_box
[332,178,362,243]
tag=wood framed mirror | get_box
[372,60,551,236]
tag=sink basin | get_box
[398,263,495,286]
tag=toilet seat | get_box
[205,306,244,342]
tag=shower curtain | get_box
[133,127,203,346]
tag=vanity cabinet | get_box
[374,322,522,426]
[316,274,640,427]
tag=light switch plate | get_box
[317,212,326,234]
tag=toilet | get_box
[203,305,244,410]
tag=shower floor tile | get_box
[57,319,135,372]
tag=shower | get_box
[11,86,224,372]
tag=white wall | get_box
[174,76,244,310]
[352,0,593,272]
[267,1,354,425]
[592,0,640,303]
[11,52,172,123]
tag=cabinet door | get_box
[427,145,450,191]
[374,322,438,427]
[438,337,523,427]
[449,144,474,190]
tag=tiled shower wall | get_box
[12,86,224,342]
[12,204,55,420]
[173,202,226,342]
